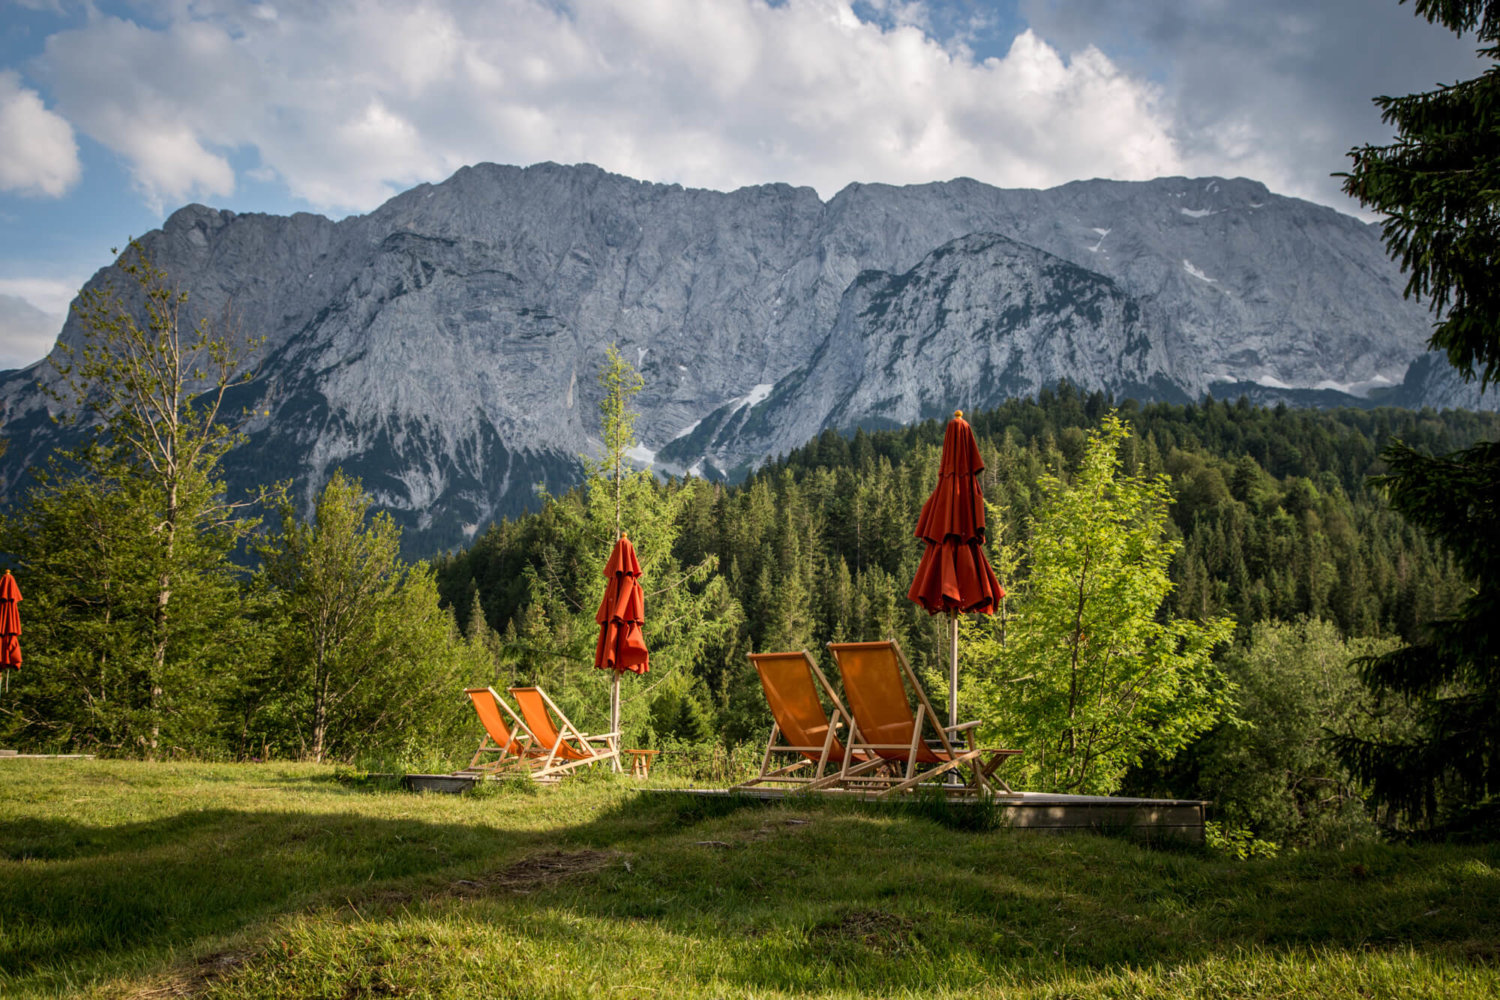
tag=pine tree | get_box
[521,345,741,740]
[1335,0,1500,827]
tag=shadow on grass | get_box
[0,787,780,977]
[3,785,1499,995]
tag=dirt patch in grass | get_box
[693,817,813,849]
[124,949,255,998]
[812,909,920,956]
[451,848,621,896]
[1460,937,1500,965]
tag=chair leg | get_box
[758,724,780,779]
[876,758,964,797]
[468,736,495,770]
[807,756,887,790]
[734,758,813,789]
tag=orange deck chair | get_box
[827,639,1020,796]
[461,687,542,777]
[508,686,620,779]
[733,650,871,791]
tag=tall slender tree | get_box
[1335,0,1500,827]
[258,472,403,761]
[519,345,740,740]
[37,242,261,752]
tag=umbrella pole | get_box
[610,671,623,772]
[948,613,959,730]
[948,613,961,786]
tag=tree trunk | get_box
[312,641,329,763]
[1066,543,1091,756]
[149,483,178,759]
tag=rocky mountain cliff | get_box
[0,162,1489,553]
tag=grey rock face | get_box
[0,162,1487,553]
[663,233,1193,476]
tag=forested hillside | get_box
[437,386,1495,739]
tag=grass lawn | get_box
[1,760,1497,998]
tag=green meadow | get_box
[2,759,1497,999]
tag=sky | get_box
[0,0,1489,370]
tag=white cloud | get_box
[1019,0,1490,211]
[0,276,78,317]
[0,276,79,369]
[0,70,81,198]
[0,292,64,370]
[36,16,240,209]
[31,0,1183,213]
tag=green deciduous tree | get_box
[1201,619,1403,848]
[971,414,1235,794]
[255,470,477,762]
[1336,0,1500,828]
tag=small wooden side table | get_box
[623,749,661,778]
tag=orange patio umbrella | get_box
[0,570,21,694]
[594,534,648,769]
[908,410,1004,728]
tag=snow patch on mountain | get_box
[736,383,774,410]
[1183,259,1217,282]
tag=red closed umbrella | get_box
[0,570,21,694]
[595,535,648,769]
[908,411,1004,727]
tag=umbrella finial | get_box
[954,409,963,419]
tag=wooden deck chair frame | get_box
[459,686,542,777]
[734,650,867,791]
[828,639,1019,797]
[508,685,621,779]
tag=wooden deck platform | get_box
[671,787,1207,843]
[0,749,96,760]
[675,791,1212,845]
[403,772,1206,843]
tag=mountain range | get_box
[0,161,1489,553]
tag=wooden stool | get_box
[624,749,661,778]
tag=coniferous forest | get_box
[429,386,1497,847]
[1,256,1493,853]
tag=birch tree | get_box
[46,241,261,752]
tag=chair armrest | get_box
[943,720,982,734]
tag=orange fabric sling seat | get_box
[828,639,1020,796]
[461,687,539,776]
[509,685,620,778]
[734,650,869,790]
[833,642,951,766]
